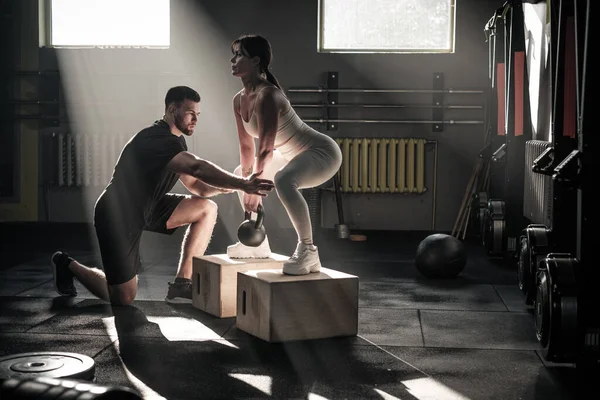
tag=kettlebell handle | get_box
[244,204,264,229]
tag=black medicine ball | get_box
[415,233,467,279]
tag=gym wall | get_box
[8,0,500,246]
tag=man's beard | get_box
[175,114,193,136]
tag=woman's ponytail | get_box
[264,69,282,91]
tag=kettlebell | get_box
[237,204,266,247]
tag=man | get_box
[51,86,274,306]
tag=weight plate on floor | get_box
[537,254,579,363]
[0,352,95,381]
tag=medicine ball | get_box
[415,233,467,279]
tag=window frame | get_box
[38,0,170,49]
[317,0,456,54]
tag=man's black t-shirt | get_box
[94,120,187,231]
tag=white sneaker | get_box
[282,243,321,276]
[227,235,272,259]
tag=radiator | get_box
[57,133,130,187]
[335,138,428,194]
[523,140,553,226]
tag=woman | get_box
[226,34,342,276]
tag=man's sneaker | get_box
[165,279,192,304]
[227,235,272,259]
[282,243,321,276]
[51,251,77,296]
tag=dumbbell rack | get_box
[518,0,598,377]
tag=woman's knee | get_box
[274,169,297,191]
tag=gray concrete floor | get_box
[0,228,579,399]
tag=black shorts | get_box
[94,193,186,285]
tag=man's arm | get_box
[179,174,233,198]
[167,151,274,196]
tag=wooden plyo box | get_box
[192,254,288,318]
[236,268,359,342]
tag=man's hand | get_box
[243,193,262,213]
[242,170,274,197]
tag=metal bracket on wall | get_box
[432,73,444,132]
[327,71,338,131]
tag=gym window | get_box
[318,0,456,54]
[39,0,170,49]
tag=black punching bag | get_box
[415,233,467,279]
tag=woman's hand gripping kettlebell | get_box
[237,204,266,247]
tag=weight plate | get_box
[492,220,504,254]
[542,254,579,362]
[535,269,550,346]
[518,235,529,292]
[0,352,95,381]
[479,208,487,241]
[478,192,488,207]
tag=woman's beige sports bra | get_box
[239,86,314,151]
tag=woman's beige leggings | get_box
[235,140,342,244]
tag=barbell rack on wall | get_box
[302,118,484,124]
[288,88,485,94]
[2,100,59,105]
[6,70,60,76]
[286,72,486,131]
[294,104,483,109]
[3,70,61,127]
[0,115,61,122]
